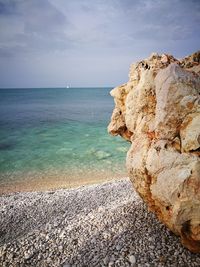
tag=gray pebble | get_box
[128,255,136,264]
[116,244,122,251]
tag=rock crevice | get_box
[108,51,200,253]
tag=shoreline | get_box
[0,178,199,266]
[0,170,127,196]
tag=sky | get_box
[0,0,199,88]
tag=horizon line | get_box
[0,86,115,89]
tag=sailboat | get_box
[66,85,70,89]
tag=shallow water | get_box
[0,88,129,192]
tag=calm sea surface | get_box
[0,88,129,192]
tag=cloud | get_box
[0,0,199,87]
[111,0,200,41]
[0,0,19,15]
[0,0,70,57]
[1,0,200,56]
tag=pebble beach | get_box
[0,178,199,267]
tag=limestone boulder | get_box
[108,51,200,253]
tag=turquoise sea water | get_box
[0,88,129,190]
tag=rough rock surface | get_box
[108,51,200,253]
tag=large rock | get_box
[108,51,200,253]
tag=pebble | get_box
[116,245,122,251]
[24,252,33,260]
[128,255,136,264]
[0,179,200,267]
[103,256,109,265]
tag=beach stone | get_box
[24,251,33,260]
[63,263,71,267]
[116,244,122,250]
[128,254,136,264]
[108,51,200,253]
[103,255,109,265]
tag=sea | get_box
[0,87,129,194]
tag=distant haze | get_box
[0,0,199,88]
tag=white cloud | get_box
[0,0,199,87]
